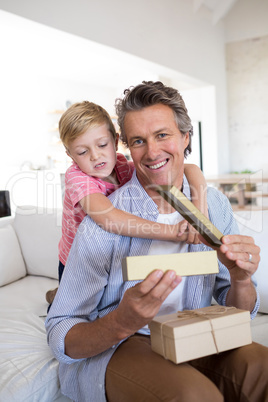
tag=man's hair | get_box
[115,81,193,157]
[59,101,117,148]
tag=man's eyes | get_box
[130,133,168,147]
[158,133,167,139]
[131,139,143,146]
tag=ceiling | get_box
[0,0,240,100]
[193,0,239,24]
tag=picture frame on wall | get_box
[186,121,203,171]
[0,191,11,218]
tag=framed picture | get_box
[0,191,11,218]
[186,121,203,171]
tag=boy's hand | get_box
[176,220,201,244]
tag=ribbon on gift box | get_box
[160,306,236,359]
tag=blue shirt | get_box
[45,171,260,402]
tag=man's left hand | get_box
[217,234,260,282]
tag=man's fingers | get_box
[220,235,260,262]
[149,271,182,302]
[221,234,255,246]
[217,234,260,281]
[135,270,181,301]
[134,269,164,296]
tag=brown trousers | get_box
[106,334,268,402]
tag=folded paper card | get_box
[122,250,219,281]
[149,306,252,364]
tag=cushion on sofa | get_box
[0,309,68,402]
[0,275,59,316]
[235,209,268,314]
[0,224,26,286]
[14,206,62,279]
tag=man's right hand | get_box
[114,270,182,339]
[65,270,181,360]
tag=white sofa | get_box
[0,206,267,401]
[0,206,71,402]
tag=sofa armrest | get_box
[14,206,62,279]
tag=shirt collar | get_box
[128,169,191,218]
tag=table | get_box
[205,174,268,210]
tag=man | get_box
[46,81,268,402]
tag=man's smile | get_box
[146,159,169,170]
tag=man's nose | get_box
[146,140,160,160]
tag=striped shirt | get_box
[46,171,260,402]
[58,153,134,265]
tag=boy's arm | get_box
[183,164,208,243]
[79,193,186,242]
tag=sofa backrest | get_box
[0,215,14,228]
[14,206,62,280]
[0,219,27,286]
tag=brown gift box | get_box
[148,306,252,364]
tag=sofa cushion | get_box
[235,210,268,314]
[0,309,71,402]
[0,224,26,286]
[14,206,62,279]
[0,275,58,317]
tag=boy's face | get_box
[67,124,118,181]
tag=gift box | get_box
[148,306,252,364]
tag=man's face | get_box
[124,104,189,192]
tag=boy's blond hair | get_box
[59,101,117,148]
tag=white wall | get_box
[0,11,120,211]
[224,0,268,43]
[0,0,226,83]
[0,0,230,175]
[224,0,268,176]
[181,87,218,175]
[226,34,268,175]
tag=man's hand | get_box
[200,233,260,312]
[65,270,181,359]
[114,270,182,338]
[218,234,260,282]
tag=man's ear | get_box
[115,133,119,151]
[184,132,190,150]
